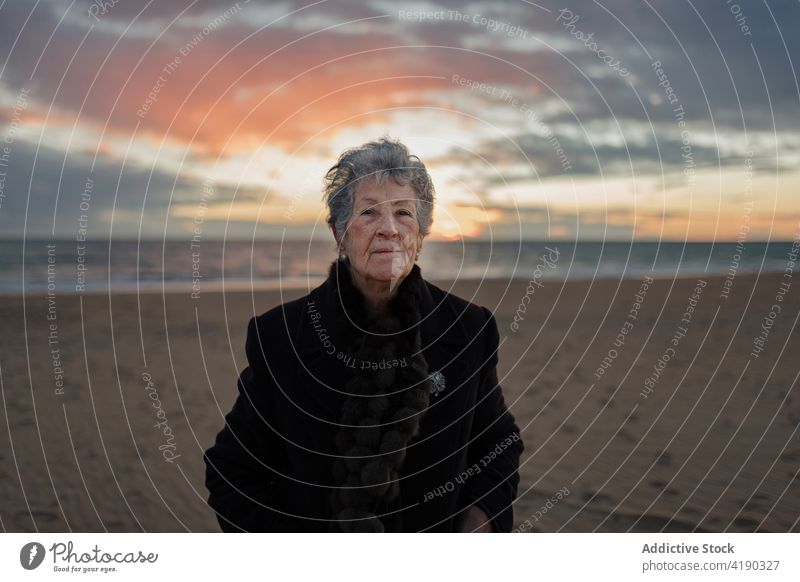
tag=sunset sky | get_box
[1,0,799,241]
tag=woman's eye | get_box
[361,208,374,215]
[397,209,412,216]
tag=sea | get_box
[0,239,795,295]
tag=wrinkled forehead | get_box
[353,176,417,207]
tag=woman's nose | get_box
[376,210,399,237]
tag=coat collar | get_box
[293,260,467,361]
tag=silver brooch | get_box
[430,370,446,397]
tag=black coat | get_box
[203,264,524,532]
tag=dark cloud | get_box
[0,141,265,238]
[4,0,797,136]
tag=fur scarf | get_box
[326,257,432,532]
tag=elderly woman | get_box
[203,137,523,532]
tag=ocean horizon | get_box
[1,239,795,295]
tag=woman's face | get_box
[339,177,422,285]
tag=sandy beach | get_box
[1,273,798,532]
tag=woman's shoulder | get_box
[423,278,494,331]
[248,291,310,341]
[243,278,496,352]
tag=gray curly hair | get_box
[322,136,435,245]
